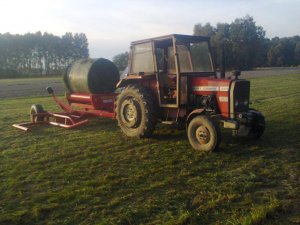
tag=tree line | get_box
[0,32,89,78]
[113,15,300,72]
[1,16,299,78]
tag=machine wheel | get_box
[30,104,45,122]
[187,115,221,152]
[249,109,265,138]
[116,85,156,138]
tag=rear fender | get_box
[116,78,139,88]
[116,74,157,89]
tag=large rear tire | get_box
[116,85,156,138]
[187,115,221,152]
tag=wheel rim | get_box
[120,98,140,128]
[195,125,210,145]
[30,109,37,123]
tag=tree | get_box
[194,23,215,37]
[267,36,300,66]
[73,33,89,59]
[193,15,267,70]
[228,15,266,70]
[112,52,129,72]
[0,32,90,77]
[295,41,300,65]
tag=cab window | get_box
[130,42,155,74]
[176,41,213,73]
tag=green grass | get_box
[0,74,299,225]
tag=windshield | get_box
[176,41,213,73]
[130,42,155,74]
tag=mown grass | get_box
[0,74,299,225]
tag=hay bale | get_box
[64,58,119,94]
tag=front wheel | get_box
[187,115,221,152]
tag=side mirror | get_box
[46,86,54,94]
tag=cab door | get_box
[154,38,178,108]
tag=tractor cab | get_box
[115,34,265,151]
[123,34,216,108]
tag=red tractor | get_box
[115,34,265,151]
[14,34,265,152]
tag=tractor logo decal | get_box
[220,86,229,92]
[193,86,229,92]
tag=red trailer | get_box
[13,87,117,131]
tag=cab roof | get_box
[131,34,210,45]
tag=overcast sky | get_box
[0,0,299,59]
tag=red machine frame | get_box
[13,90,117,131]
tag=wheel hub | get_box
[121,98,140,128]
[124,101,137,121]
[195,125,210,144]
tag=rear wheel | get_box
[116,85,156,138]
[187,115,221,152]
[30,104,45,122]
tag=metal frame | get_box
[13,90,117,131]
[13,112,89,131]
[131,34,210,45]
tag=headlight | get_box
[244,99,248,105]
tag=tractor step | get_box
[161,120,175,125]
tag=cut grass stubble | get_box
[0,74,299,224]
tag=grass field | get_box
[0,74,299,224]
[0,76,63,99]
